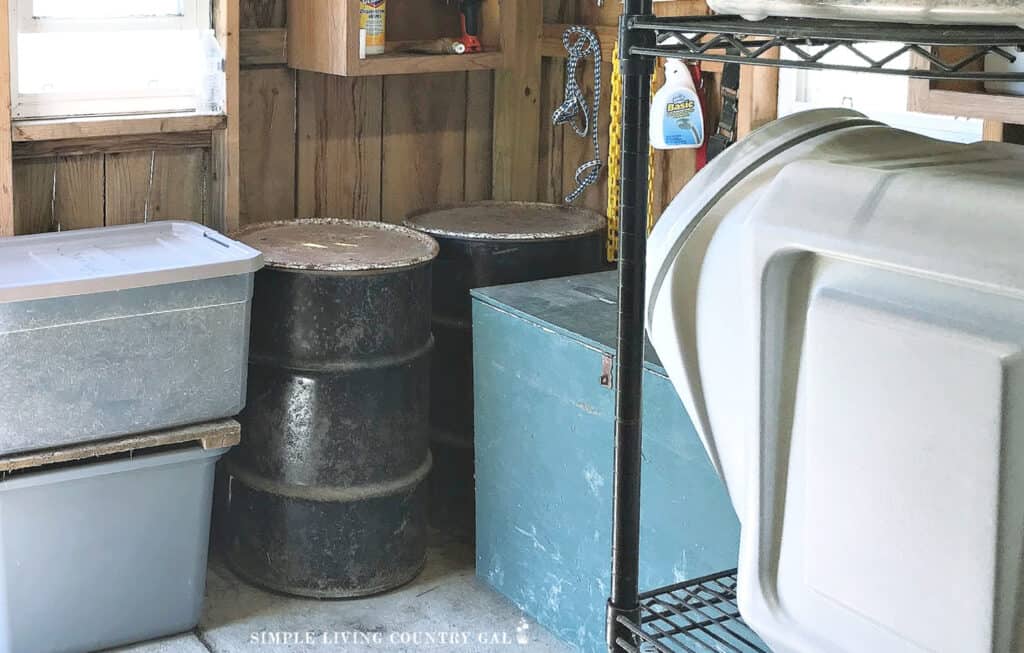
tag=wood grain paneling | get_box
[535,0,747,226]
[464,71,495,202]
[387,0,461,42]
[558,58,611,214]
[241,28,288,67]
[240,67,296,224]
[6,0,746,241]
[14,158,58,235]
[537,58,566,204]
[13,115,225,142]
[0,0,15,236]
[13,155,105,234]
[738,60,780,139]
[296,71,383,220]
[14,132,212,160]
[13,148,208,235]
[249,0,499,226]
[241,0,286,28]
[105,150,208,225]
[54,155,106,231]
[211,0,241,232]
[382,73,468,222]
[493,0,542,201]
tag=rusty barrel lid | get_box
[403,201,607,242]
[234,218,439,272]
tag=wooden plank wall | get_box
[239,0,494,227]
[9,0,494,235]
[10,0,762,236]
[538,0,724,220]
[12,146,211,234]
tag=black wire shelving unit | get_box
[617,569,768,653]
[606,7,1024,653]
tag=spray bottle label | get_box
[360,0,386,53]
[663,91,703,147]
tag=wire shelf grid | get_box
[614,570,769,653]
[626,16,1024,80]
[608,11,1024,653]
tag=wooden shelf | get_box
[909,83,1024,124]
[355,48,503,76]
[12,113,226,143]
[907,51,1024,125]
[288,0,504,77]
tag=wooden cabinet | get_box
[288,0,505,76]
[908,50,1023,133]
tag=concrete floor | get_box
[109,535,571,653]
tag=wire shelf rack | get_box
[607,11,1024,653]
[625,15,1024,80]
[613,570,768,653]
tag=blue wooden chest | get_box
[472,271,741,653]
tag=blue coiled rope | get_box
[552,26,603,204]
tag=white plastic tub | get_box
[706,0,1024,25]
[0,222,263,455]
[647,109,1024,653]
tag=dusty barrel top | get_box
[234,219,440,272]
[404,201,607,242]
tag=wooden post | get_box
[212,0,241,233]
[982,121,1005,142]
[0,0,15,237]
[738,59,780,139]
[492,0,542,201]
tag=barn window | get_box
[10,0,223,119]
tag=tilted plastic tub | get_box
[0,222,263,455]
[706,0,1024,25]
[647,109,1024,652]
[0,442,229,653]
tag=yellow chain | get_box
[605,41,657,263]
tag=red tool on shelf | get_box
[445,0,483,53]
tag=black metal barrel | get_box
[221,219,439,598]
[403,202,608,535]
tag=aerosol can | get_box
[360,0,386,56]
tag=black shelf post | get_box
[607,2,655,652]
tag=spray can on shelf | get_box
[360,0,386,56]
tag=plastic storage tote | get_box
[0,222,263,455]
[647,109,1024,653]
[706,0,1024,25]
[0,441,229,653]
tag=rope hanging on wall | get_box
[552,26,603,204]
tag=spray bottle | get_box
[650,58,704,150]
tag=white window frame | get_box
[776,44,984,144]
[10,0,212,120]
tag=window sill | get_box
[12,112,227,143]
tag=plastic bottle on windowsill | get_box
[196,30,226,114]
